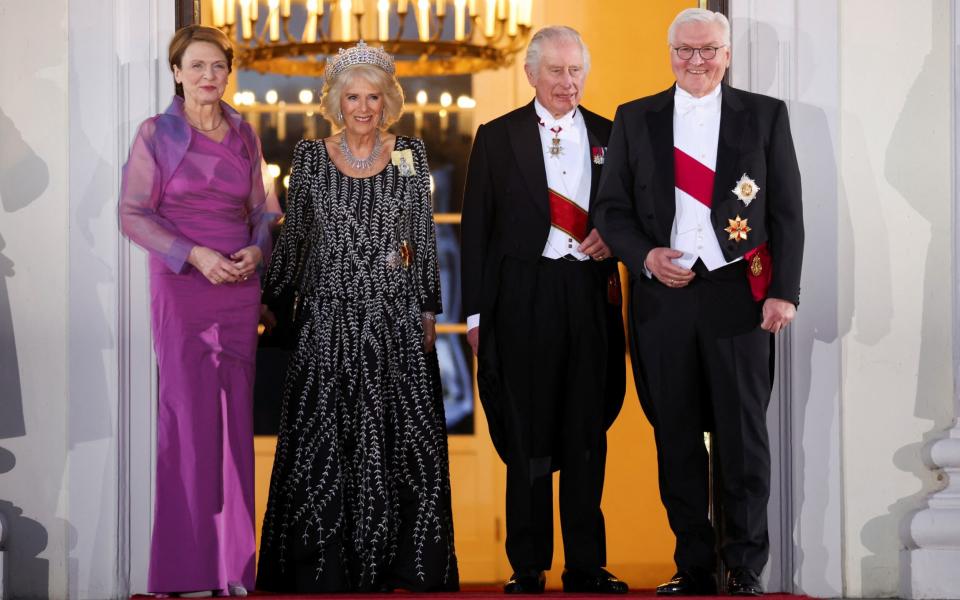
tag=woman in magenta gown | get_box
[119,25,274,597]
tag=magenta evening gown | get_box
[120,97,273,594]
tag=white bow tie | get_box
[675,93,717,115]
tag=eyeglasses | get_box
[673,45,726,61]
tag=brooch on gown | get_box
[391,149,416,177]
[386,240,414,270]
[386,148,416,269]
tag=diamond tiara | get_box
[325,40,396,81]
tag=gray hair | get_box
[667,8,730,47]
[524,25,591,75]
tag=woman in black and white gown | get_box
[256,42,458,593]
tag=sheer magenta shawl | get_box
[119,96,277,273]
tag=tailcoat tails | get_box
[594,83,803,574]
[461,101,626,574]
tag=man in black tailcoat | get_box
[461,25,627,595]
[594,8,803,597]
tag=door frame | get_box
[118,1,834,595]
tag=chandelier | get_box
[211,0,535,77]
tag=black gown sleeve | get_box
[409,137,442,315]
[261,139,317,309]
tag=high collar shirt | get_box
[534,99,591,261]
[671,84,739,271]
[465,100,591,331]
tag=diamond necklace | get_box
[339,130,382,172]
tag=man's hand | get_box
[467,326,479,356]
[760,298,796,334]
[579,228,612,261]
[645,247,695,288]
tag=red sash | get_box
[674,147,715,207]
[549,188,588,243]
[674,147,770,301]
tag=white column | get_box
[902,427,960,598]
[900,4,960,598]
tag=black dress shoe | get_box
[561,568,629,594]
[655,569,718,596]
[726,567,763,596]
[504,571,546,594]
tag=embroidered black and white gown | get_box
[257,136,458,592]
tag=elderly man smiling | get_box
[595,8,804,597]
[461,25,628,595]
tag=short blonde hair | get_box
[319,64,405,131]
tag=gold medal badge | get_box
[750,253,763,276]
[724,215,751,242]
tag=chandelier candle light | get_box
[211,0,534,76]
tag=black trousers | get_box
[629,259,773,574]
[494,256,610,575]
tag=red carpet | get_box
[133,591,815,599]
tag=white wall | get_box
[0,0,70,597]
[67,0,123,596]
[838,0,954,596]
[733,0,957,597]
[0,0,169,597]
[730,0,844,595]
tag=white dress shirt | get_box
[671,84,739,271]
[467,101,592,331]
[534,99,592,261]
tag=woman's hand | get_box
[422,314,437,352]
[189,246,243,285]
[260,304,277,334]
[230,246,263,281]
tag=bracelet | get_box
[421,311,436,322]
